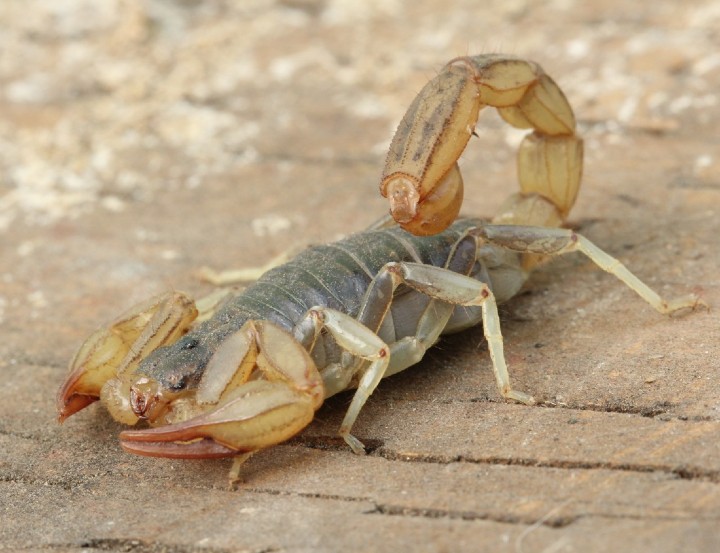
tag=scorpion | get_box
[57,55,701,478]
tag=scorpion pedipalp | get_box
[57,292,198,422]
[120,380,318,458]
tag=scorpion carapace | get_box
[58,54,702,479]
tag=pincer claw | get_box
[56,292,199,423]
[120,380,317,459]
[120,429,239,459]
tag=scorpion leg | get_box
[318,233,479,452]
[382,261,536,405]
[322,233,533,455]
[196,250,292,286]
[351,230,481,376]
[287,306,393,454]
[475,225,704,314]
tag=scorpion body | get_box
[200,218,490,336]
[138,218,521,403]
[57,54,701,479]
[61,217,535,462]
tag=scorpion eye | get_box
[167,375,187,391]
[181,338,199,350]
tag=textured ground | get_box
[1,1,719,552]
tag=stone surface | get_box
[1,0,719,552]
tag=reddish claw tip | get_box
[56,368,99,422]
[57,395,98,423]
[120,427,240,459]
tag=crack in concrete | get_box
[0,470,111,491]
[367,503,720,527]
[243,486,576,528]
[545,401,674,418]
[0,426,47,441]
[245,486,373,505]
[241,486,720,530]
[292,436,720,483]
[380,451,720,483]
[365,503,578,528]
[18,538,277,553]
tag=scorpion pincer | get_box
[57,54,702,477]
